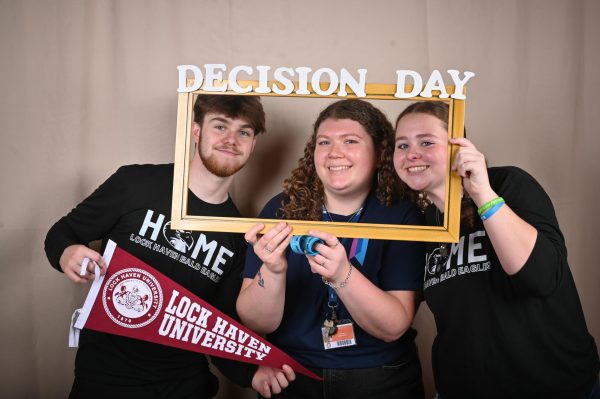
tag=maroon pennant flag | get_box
[72,240,320,380]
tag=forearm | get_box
[45,217,86,271]
[210,356,257,388]
[482,204,537,275]
[44,167,129,271]
[473,190,537,275]
[336,270,416,342]
[236,270,287,334]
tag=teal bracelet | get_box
[480,201,505,221]
[477,197,504,216]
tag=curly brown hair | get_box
[281,99,410,220]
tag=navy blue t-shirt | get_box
[242,191,425,369]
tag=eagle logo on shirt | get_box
[426,246,448,275]
[162,222,194,253]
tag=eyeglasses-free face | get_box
[394,112,448,205]
[314,118,378,206]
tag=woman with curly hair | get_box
[237,99,426,398]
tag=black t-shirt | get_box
[44,164,255,387]
[423,166,599,399]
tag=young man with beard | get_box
[44,95,294,399]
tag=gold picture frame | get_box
[171,80,464,242]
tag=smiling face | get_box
[194,112,257,177]
[314,118,378,205]
[394,112,448,203]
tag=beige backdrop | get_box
[1,1,599,398]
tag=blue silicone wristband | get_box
[480,201,505,221]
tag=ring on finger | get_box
[264,247,273,253]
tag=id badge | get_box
[321,320,357,350]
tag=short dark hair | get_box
[193,95,266,135]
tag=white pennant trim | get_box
[68,240,117,347]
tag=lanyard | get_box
[321,205,364,309]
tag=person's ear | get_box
[192,122,201,143]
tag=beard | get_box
[199,146,246,178]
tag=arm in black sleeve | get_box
[44,166,132,272]
[494,167,568,297]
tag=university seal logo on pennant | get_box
[102,268,163,328]
[70,239,320,381]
